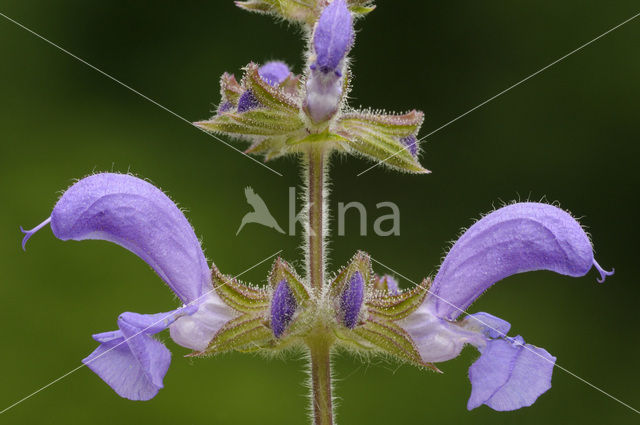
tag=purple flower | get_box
[258,61,291,86]
[304,0,354,123]
[21,173,234,400]
[400,202,613,411]
[233,62,292,113]
[237,90,261,113]
[217,100,234,114]
[313,0,354,75]
[401,135,418,156]
[271,279,297,338]
[340,271,365,329]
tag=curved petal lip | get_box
[48,173,210,303]
[430,203,595,320]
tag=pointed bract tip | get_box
[20,217,52,251]
[593,260,614,283]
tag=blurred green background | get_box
[1,1,638,424]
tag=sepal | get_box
[328,251,372,301]
[372,274,399,294]
[203,314,274,354]
[195,63,304,139]
[367,278,430,321]
[220,72,243,107]
[236,0,375,27]
[242,63,299,112]
[337,110,427,173]
[351,315,436,369]
[212,265,270,314]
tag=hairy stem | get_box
[309,336,334,425]
[305,146,334,425]
[306,146,326,291]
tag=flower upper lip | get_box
[20,172,234,400]
[397,201,612,411]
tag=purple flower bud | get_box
[271,279,297,338]
[237,90,261,113]
[340,271,364,329]
[313,0,354,74]
[258,61,290,86]
[217,101,233,114]
[304,1,354,123]
[401,135,418,156]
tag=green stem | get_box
[305,146,334,425]
[309,337,334,425]
[307,146,326,291]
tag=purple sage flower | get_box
[21,173,235,400]
[271,279,297,338]
[258,61,291,86]
[304,0,354,123]
[234,62,292,113]
[340,271,365,328]
[399,202,613,411]
[313,0,354,74]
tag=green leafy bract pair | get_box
[201,252,436,372]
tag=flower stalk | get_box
[308,334,334,425]
[305,144,334,424]
[306,146,327,292]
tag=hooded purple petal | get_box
[82,308,191,401]
[430,203,601,320]
[340,271,364,328]
[271,279,297,338]
[467,336,556,411]
[25,173,209,303]
[313,0,354,73]
[258,61,290,86]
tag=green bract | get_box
[235,0,375,26]
[196,62,427,173]
[199,252,435,373]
